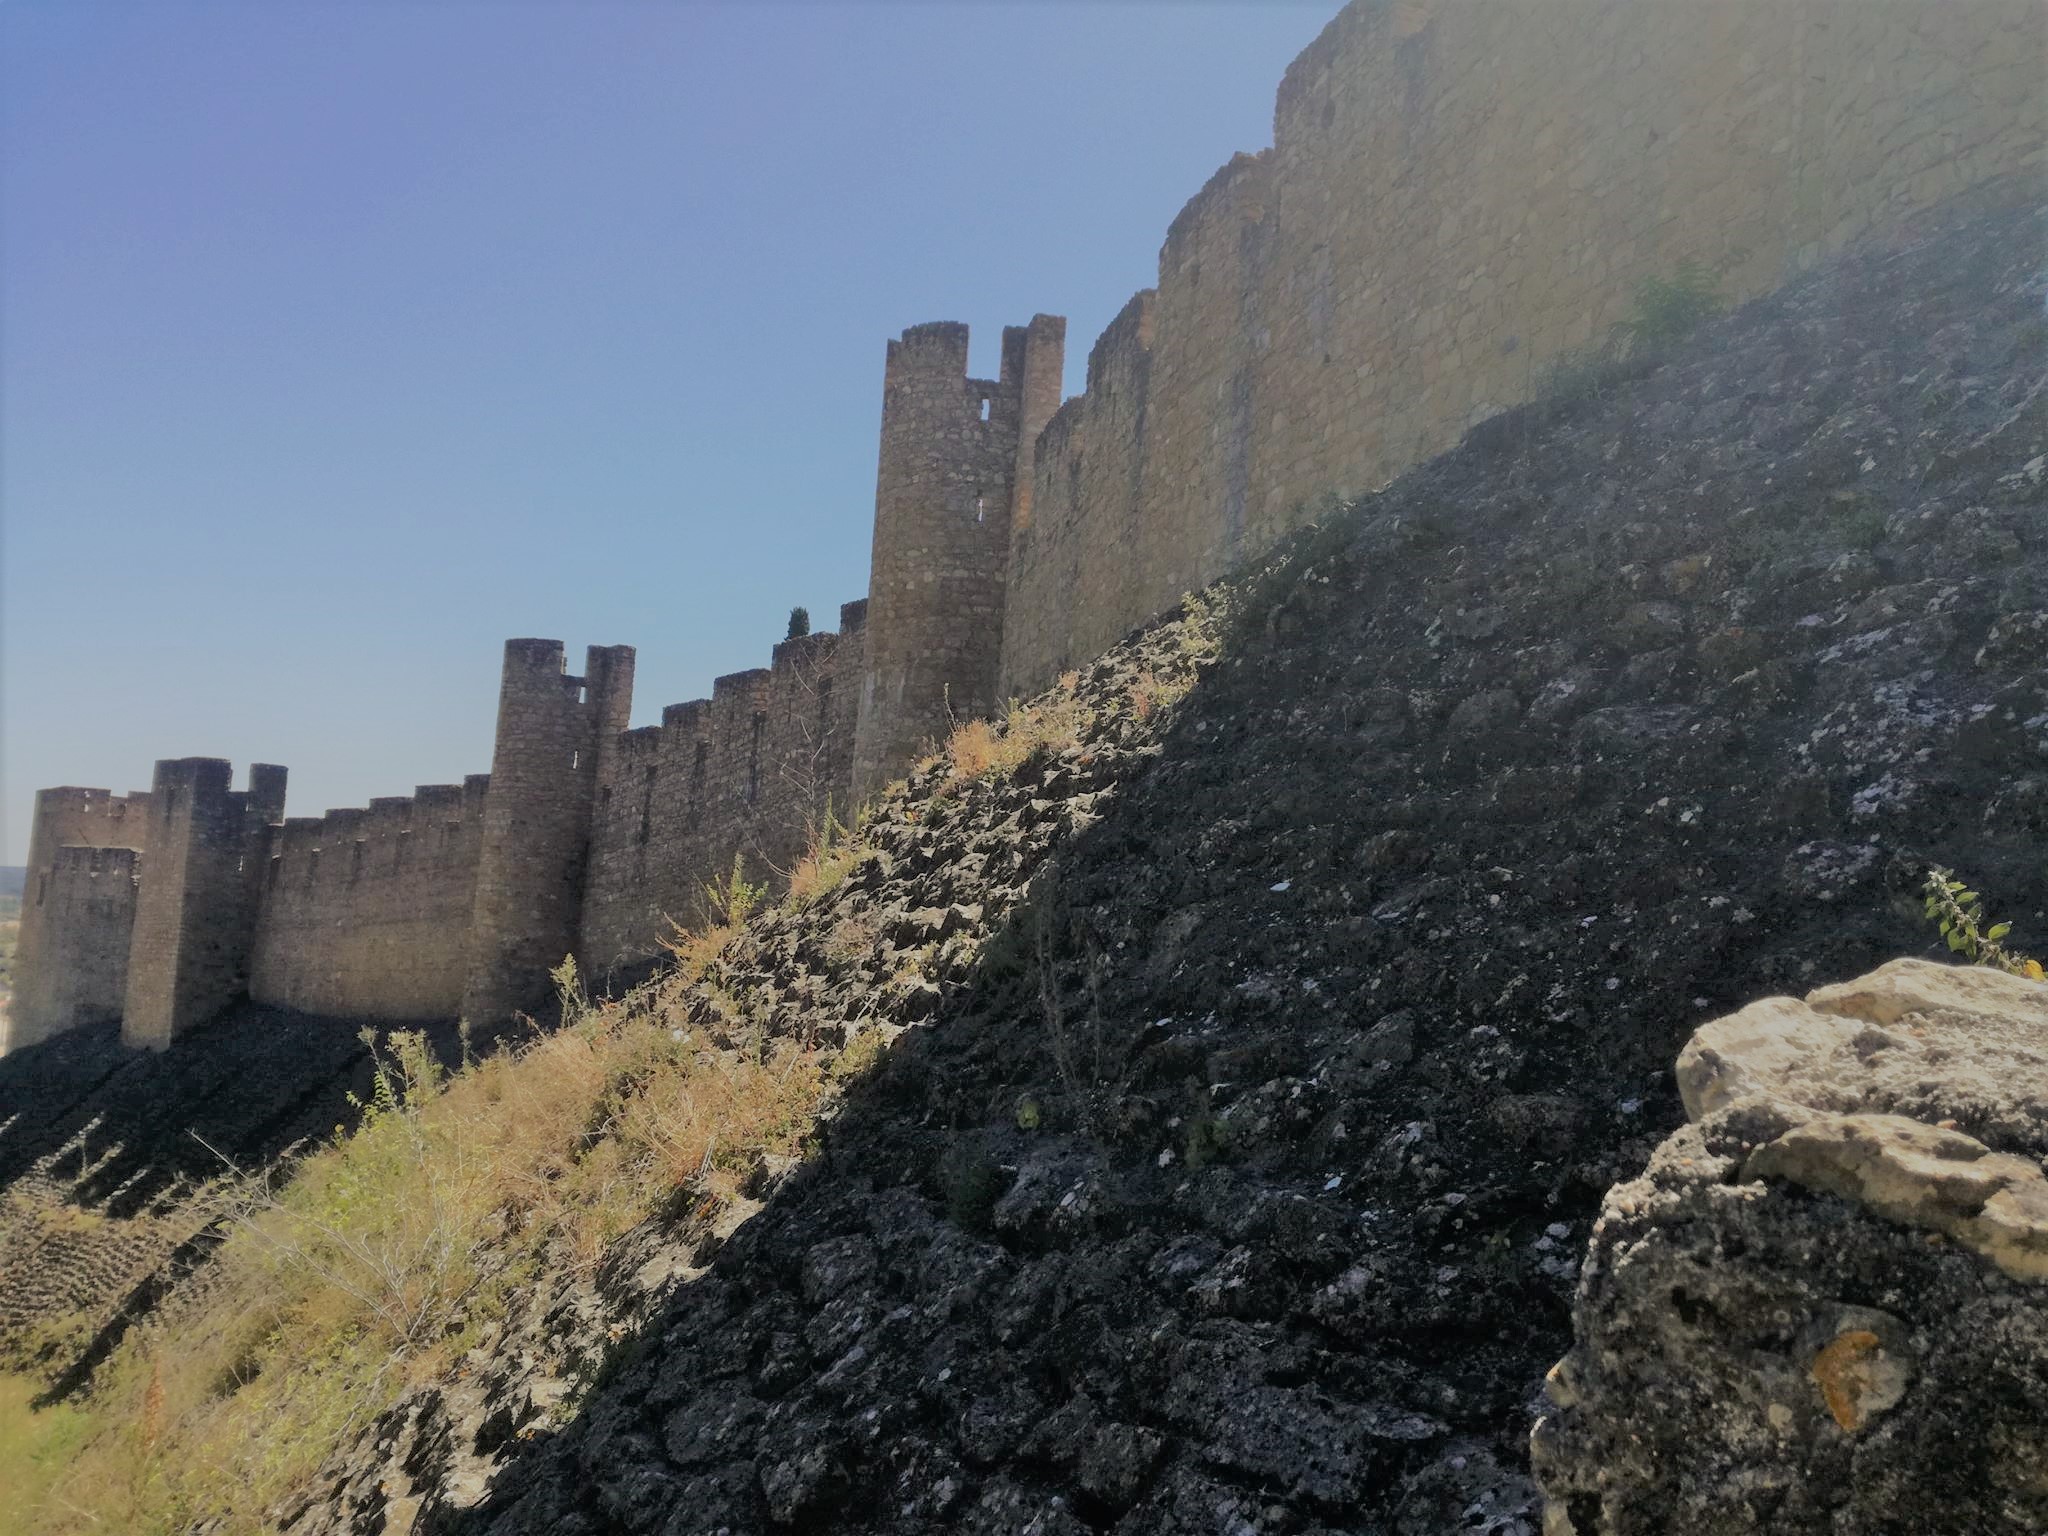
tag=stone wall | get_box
[7,787,153,1051]
[14,848,141,1043]
[997,0,2046,697]
[852,316,1064,801]
[580,602,866,990]
[9,609,871,1046]
[248,778,490,1020]
[121,759,286,1052]
[461,641,635,1026]
[15,0,2042,1051]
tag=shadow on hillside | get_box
[421,195,2048,1534]
[0,1005,472,1217]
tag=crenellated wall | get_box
[461,641,636,1025]
[10,787,154,1050]
[14,0,2040,1054]
[249,778,490,1019]
[122,759,286,1051]
[580,602,866,989]
[852,316,1065,802]
[988,0,2046,701]
[14,847,142,1043]
[7,609,869,1050]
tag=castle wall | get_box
[461,641,634,1024]
[998,0,2046,698]
[852,316,1065,800]
[22,0,2043,1055]
[7,787,154,1052]
[248,777,489,1019]
[9,847,141,1048]
[122,759,286,1051]
[1003,293,1158,692]
[579,602,867,989]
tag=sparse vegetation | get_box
[934,680,1092,794]
[784,800,866,911]
[1923,868,2045,980]
[1536,252,1744,406]
[660,853,769,981]
[1613,254,1740,353]
[4,814,878,1534]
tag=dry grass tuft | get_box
[938,688,1092,794]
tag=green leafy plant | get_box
[1536,251,1747,407]
[1615,255,1739,352]
[1923,868,2045,980]
[702,852,766,931]
[939,1140,1004,1233]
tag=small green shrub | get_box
[1923,868,2044,980]
[702,853,766,931]
[1615,255,1737,352]
[1537,252,1745,407]
[1182,1096,1231,1170]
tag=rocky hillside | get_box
[6,188,2043,1534]
[332,192,2041,1533]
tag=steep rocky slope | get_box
[283,192,2044,1533]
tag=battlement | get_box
[853,312,1066,799]
[889,320,972,365]
[28,786,155,841]
[1086,292,1156,396]
[461,636,635,1023]
[579,604,865,982]
[712,668,772,703]
[264,781,487,890]
[251,775,488,1020]
[114,759,286,1050]
[20,0,2041,1061]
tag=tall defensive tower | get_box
[121,758,287,1050]
[851,314,1065,802]
[460,639,634,1025]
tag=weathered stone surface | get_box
[1536,959,2048,1533]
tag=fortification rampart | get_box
[581,601,866,988]
[7,607,868,1051]
[14,0,2039,1057]
[460,641,634,1024]
[12,846,142,1046]
[990,0,2046,699]
[10,788,155,1050]
[248,777,490,1019]
[852,315,1065,801]
[122,759,286,1051]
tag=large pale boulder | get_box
[1533,959,2048,1535]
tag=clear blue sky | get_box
[1,1,1337,861]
